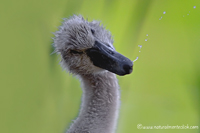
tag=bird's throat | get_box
[67,72,120,133]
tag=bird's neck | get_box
[67,72,120,133]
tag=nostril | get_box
[123,64,133,74]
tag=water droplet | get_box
[146,34,148,36]
[163,11,166,14]
[161,16,163,18]
[159,18,161,20]
[138,45,142,49]
[189,11,190,13]
[145,39,148,41]
[133,56,139,62]
[139,51,141,52]
[187,14,189,15]
[193,6,196,9]
[183,15,184,17]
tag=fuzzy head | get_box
[54,15,133,76]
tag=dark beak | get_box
[86,41,133,76]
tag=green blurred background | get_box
[0,0,199,133]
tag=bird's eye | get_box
[70,50,83,54]
[91,29,95,34]
[107,45,111,47]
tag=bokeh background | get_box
[0,0,199,133]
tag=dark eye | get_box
[91,29,95,34]
[70,50,83,54]
[106,45,111,47]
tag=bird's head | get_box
[53,15,133,76]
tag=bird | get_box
[53,15,133,133]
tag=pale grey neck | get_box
[67,72,120,133]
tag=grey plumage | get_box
[53,15,132,133]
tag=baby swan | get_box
[53,15,133,133]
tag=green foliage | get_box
[0,0,199,133]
